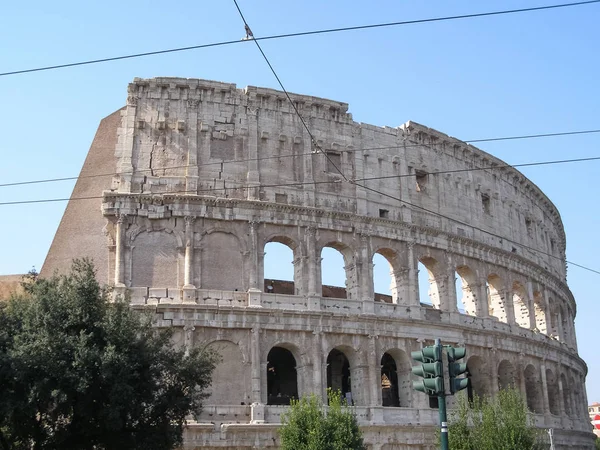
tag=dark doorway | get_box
[381,353,399,407]
[327,349,352,404]
[267,347,298,405]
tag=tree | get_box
[279,390,366,450]
[0,260,217,450]
[446,389,545,450]
[595,436,600,450]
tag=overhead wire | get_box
[231,0,346,178]
[1,0,599,77]
[227,0,600,276]
[2,128,600,189]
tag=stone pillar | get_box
[444,254,458,313]
[540,361,550,416]
[250,328,262,405]
[368,335,381,407]
[183,323,195,356]
[185,98,199,192]
[517,356,527,399]
[359,233,375,314]
[248,221,262,307]
[557,371,566,416]
[183,216,196,303]
[306,227,321,310]
[556,308,565,343]
[246,109,260,200]
[526,281,536,329]
[490,348,499,397]
[503,287,516,325]
[407,241,419,307]
[114,213,127,287]
[312,331,325,401]
[477,280,489,318]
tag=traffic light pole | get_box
[435,338,449,450]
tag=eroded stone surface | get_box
[41,78,593,449]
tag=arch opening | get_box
[327,349,352,404]
[513,282,530,328]
[533,291,547,334]
[264,241,296,295]
[546,369,559,415]
[498,359,517,391]
[381,352,399,407]
[487,274,507,323]
[418,257,440,308]
[455,266,477,316]
[561,373,572,416]
[266,346,298,405]
[321,246,350,299]
[373,251,396,303]
[524,364,543,414]
[467,356,490,402]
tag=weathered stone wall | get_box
[44,77,593,449]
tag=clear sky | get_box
[1,0,598,403]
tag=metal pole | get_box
[435,338,449,450]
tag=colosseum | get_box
[40,77,594,449]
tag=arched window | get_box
[267,346,298,405]
[327,349,352,404]
[498,359,517,391]
[513,281,530,329]
[418,257,440,308]
[546,369,559,415]
[533,291,547,334]
[373,251,396,303]
[456,266,477,316]
[487,274,507,323]
[524,364,543,413]
[467,356,490,402]
[381,349,411,407]
[321,246,349,299]
[264,241,296,295]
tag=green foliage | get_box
[279,389,366,450]
[0,259,217,450]
[446,389,545,450]
[595,436,600,450]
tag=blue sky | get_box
[1,1,599,403]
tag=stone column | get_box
[503,287,516,325]
[444,254,458,313]
[312,331,325,401]
[248,221,262,307]
[477,280,489,318]
[185,98,199,192]
[114,213,127,287]
[540,360,550,416]
[557,371,566,416]
[250,328,262,405]
[182,216,196,302]
[306,227,321,310]
[183,323,195,356]
[246,109,260,200]
[517,356,527,399]
[526,281,536,330]
[368,335,381,407]
[407,241,419,308]
[490,348,499,397]
[359,233,375,314]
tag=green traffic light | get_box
[448,362,467,377]
[448,346,466,361]
[412,361,443,378]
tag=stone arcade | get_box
[41,77,594,449]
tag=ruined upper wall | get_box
[112,77,567,279]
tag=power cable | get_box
[1,0,598,77]
[231,0,347,179]
[2,128,599,189]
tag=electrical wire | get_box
[231,0,346,178]
[2,128,599,189]
[1,0,598,77]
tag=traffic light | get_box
[447,346,469,394]
[411,345,444,396]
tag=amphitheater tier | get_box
[54,77,591,449]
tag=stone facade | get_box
[42,77,594,449]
